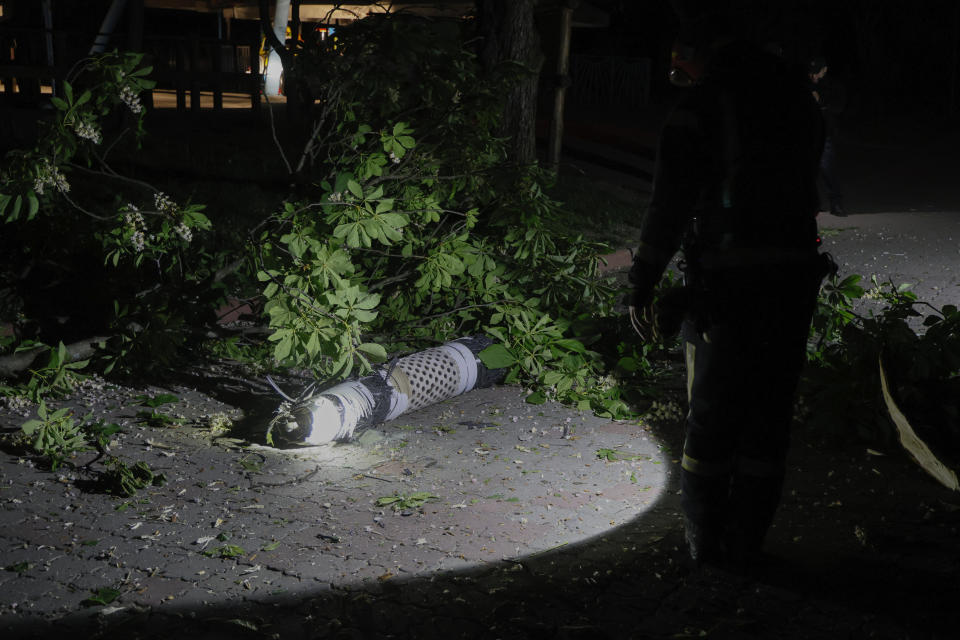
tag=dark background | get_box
[4,0,960,120]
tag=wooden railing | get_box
[143,34,261,112]
[0,27,262,113]
[0,26,67,105]
[567,54,651,109]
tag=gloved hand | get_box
[629,302,655,341]
[628,257,661,340]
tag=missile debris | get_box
[268,336,505,446]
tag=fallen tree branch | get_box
[0,336,110,379]
[880,356,959,492]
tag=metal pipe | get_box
[89,0,129,55]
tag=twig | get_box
[262,89,293,175]
[0,335,110,378]
[59,191,111,220]
[67,160,158,195]
[358,473,396,483]
[250,465,320,488]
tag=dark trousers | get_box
[680,262,823,556]
[820,136,843,211]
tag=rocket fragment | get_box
[269,336,506,446]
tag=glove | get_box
[654,285,690,338]
[629,303,654,341]
[628,261,660,308]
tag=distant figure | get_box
[809,57,847,216]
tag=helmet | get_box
[669,38,706,87]
[667,0,764,86]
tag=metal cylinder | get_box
[271,336,505,446]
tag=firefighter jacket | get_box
[629,40,825,301]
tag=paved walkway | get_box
[2,113,959,638]
[0,369,683,638]
[3,204,958,638]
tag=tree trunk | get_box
[548,1,577,170]
[258,0,306,130]
[477,0,543,167]
[264,0,291,97]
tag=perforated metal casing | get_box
[395,342,475,411]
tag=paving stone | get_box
[121,575,191,607]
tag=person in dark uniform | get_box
[629,9,834,568]
[809,57,847,216]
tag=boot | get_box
[681,469,729,566]
[725,472,784,567]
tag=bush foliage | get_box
[1,13,956,460]
[0,15,634,420]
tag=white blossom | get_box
[122,204,147,252]
[33,158,70,195]
[174,222,193,243]
[154,192,176,214]
[130,230,146,252]
[73,119,102,144]
[119,85,143,114]
[643,399,685,424]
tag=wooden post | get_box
[951,3,959,116]
[176,40,186,112]
[189,35,200,112]
[250,34,261,111]
[41,0,55,96]
[548,0,577,170]
[213,39,223,110]
[127,0,144,51]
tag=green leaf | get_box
[204,544,246,559]
[552,338,586,353]
[305,331,321,357]
[392,122,413,136]
[83,587,120,607]
[65,358,90,371]
[357,343,388,362]
[525,391,547,405]
[478,344,515,369]
[50,96,69,111]
[542,370,565,386]
[274,335,293,362]
[354,291,381,310]
[26,191,39,219]
[353,309,378,322]
[257,269,278,282]
[137,393,179,408]
[347,179,363,199]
